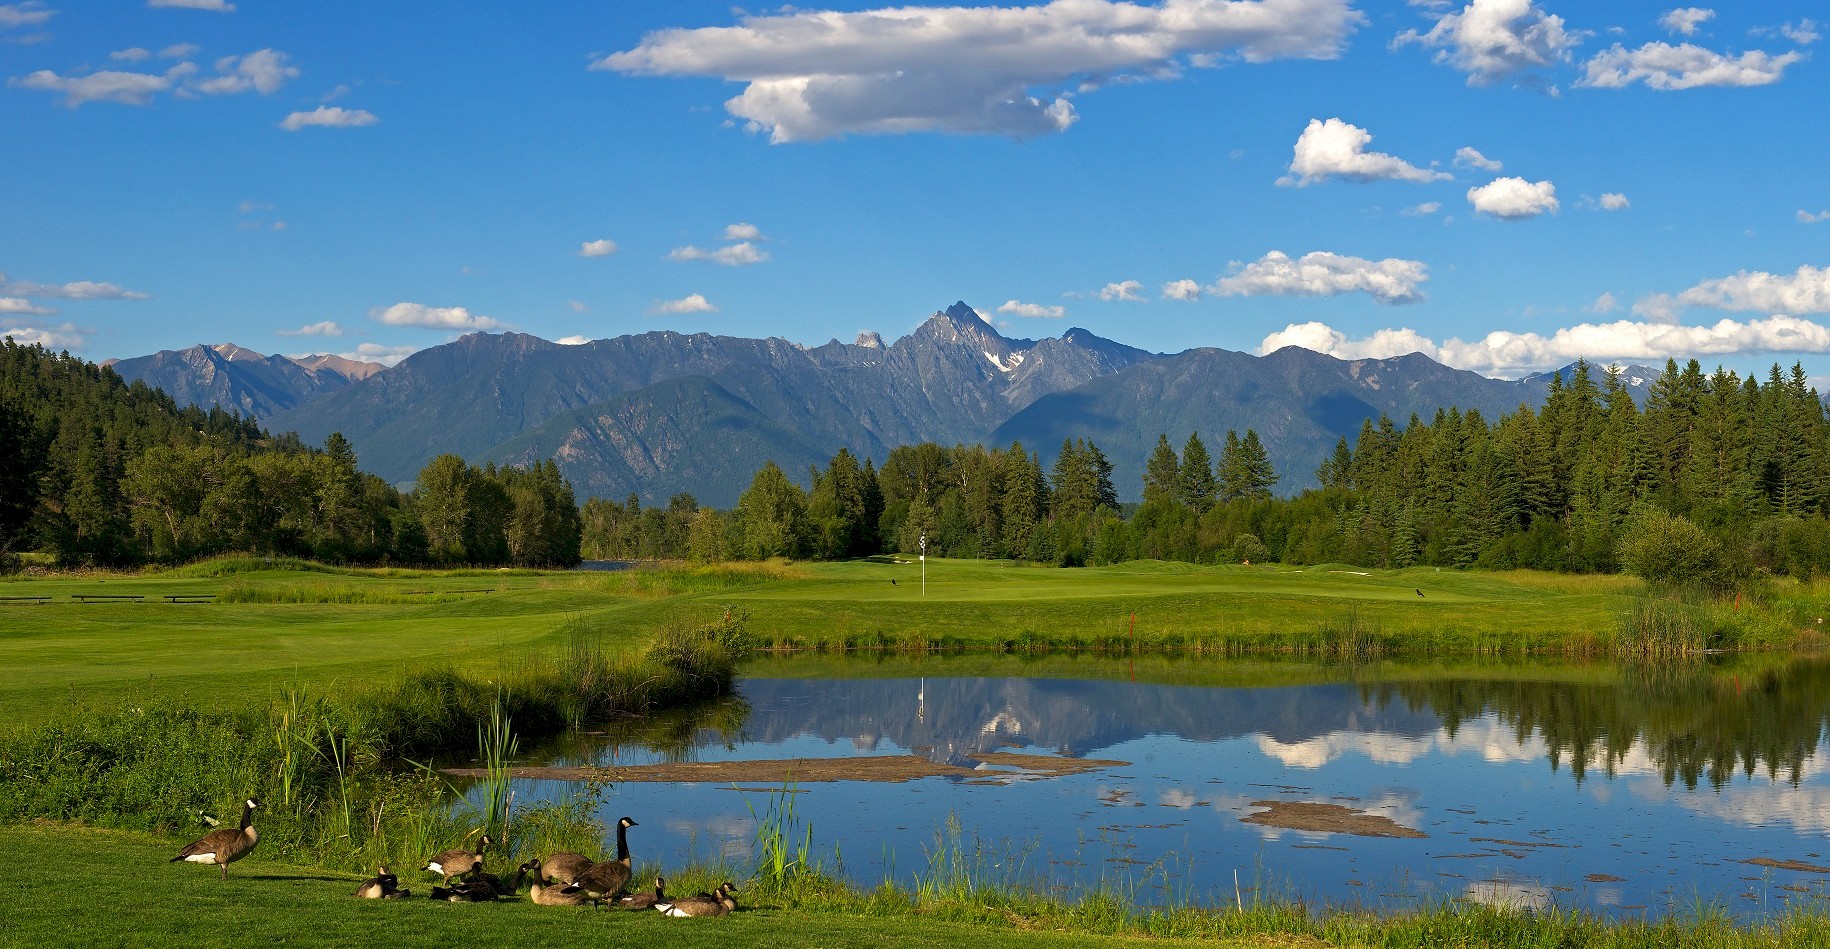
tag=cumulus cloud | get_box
[0,297,55,316]
[149,0,236,10]
[998,299,1067,318]
[598,0,1367,142]
[1394,0,1584,86]
[1401,201,1442,216]
[0,2,53,28]
[372,302,504,331]
[1659,7,1715,36]
[567,300,589,313]
[15,50,299,106]
[1467,176,1558,218]
[578,238,618,258]
[1453,146,1502,171]
[652,293,718,314]
[110,47,152,62]
[1591,291,1619,314]
[276,321,343,337]
[1098,280,1144,301]
[555,335,591,345]
[1599,192,1630,210]
[1670,265,1830,315]
[669,241,768,266]
[1778,20,1821,45]
[1260,314,1830,377]
[1,321,90,350]
[336,342,417,366]
[279,106,378,130]
[1161,278,1202,301]
[159,43,198,58]
[1212,250,1429,304]
[1578,41,1802,89]
[723,222,763,241]
[1277,117,1448,186]
[0,272,149,300]
[10,67,176,106]
[1801,210,1830,224]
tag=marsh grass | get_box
[216,580,494,605]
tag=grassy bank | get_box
[8,823,1827,949]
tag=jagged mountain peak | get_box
[855,331,884,349]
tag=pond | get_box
[505,654,1830,919]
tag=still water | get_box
[510,656,1830,918]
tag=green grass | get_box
[8,823,1827,949]
[8,555,1821,722]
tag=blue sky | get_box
[3,0,1827,380]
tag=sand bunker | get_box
[445,752,1128,785]
[1241,801,1427,839]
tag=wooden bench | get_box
[71,594,145,603]
[163,594,218,604]
[0,595,51,604]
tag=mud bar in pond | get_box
[1241,800,1428,838]
[443,752,1130,784]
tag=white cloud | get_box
[668,241,769,266]
[276,321,343,337]
[279,106,378,130]
[1591,291,1619,314]
[567,300,589,313]
[998,299,1067,319]
[372,302,504,331]
[1212,250,1429,304]
[1632,292,1680,323]
[159,43,198,58]
[653,293,718,314]
[194,48,296,95]
[110,47,152,62]
[149,0,236,11]
[0,297,55,316]
[555,335,591,345]
[1599,192,1630,210]
[1097,280,1144,302]
[1671,265,1830,315]
[1277,117,1448,186]
[1262,314,1830,376]
[1578,41,1802,89]
[0,272,149,300]
[336,342,417,366]
[1467,176,1558,218]
[1801,210,1830,224]
[598,0,1367,142]
[723,222,763,241]
[1779,20,1820,45]
[1658,8,1715,36]
[1453,146,1502,171]
[1394,0,1584,86]
[1401,201,1442,216]
[1161,278,1202,301]
[0,2,53,28]
[1,321,90,350]
[578,238,618,258]
[10,68,174,106]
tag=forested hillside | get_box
[0,339,579,568]
[586,360,1830,583]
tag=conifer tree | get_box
[1142,434,1182,506]
[1180,432,1217,512]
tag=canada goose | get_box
[463,859,537,898]
[170,798,261,881]
[572,816,636,898]
[429,880,499,902]
[528,878,600,908]
[616,876,666,910]
[657,882,736,917]
[423,832,492,882]
[354,865,403,899]
[539,851,594,885]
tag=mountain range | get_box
[108,303,1656,507]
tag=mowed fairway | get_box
[0,558,1641,721]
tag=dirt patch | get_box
[445,752,1127,785]
[1585,873,1624,883]
[1242,801,1427,839]
[1741,857,1830,874]
[965,752,1129,776]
